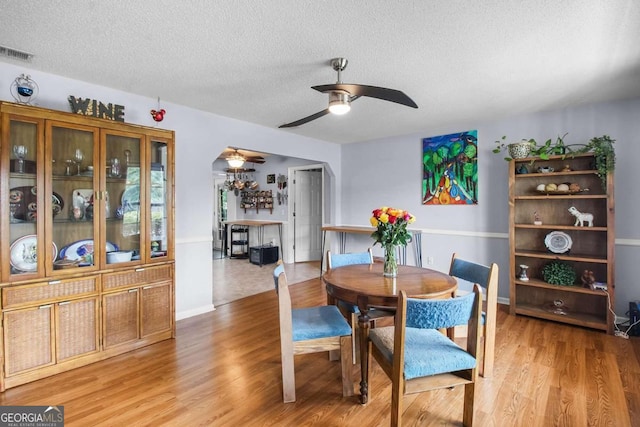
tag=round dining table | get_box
[322,263,457,404]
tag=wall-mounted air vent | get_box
[0,45,33,62]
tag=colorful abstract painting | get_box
[422,130,478,205]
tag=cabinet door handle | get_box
[128,289,138,293]
[58,301,71,306]
[39,304,53,309]
[135,268,146,272]
[48,280,62,285]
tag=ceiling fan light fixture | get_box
[226,153,245,168]
[328,91,351,115]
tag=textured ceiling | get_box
[1,1,639,144]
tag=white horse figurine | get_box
[568,206,593,227]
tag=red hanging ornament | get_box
[150,96,166,122]
[150,108,165,122]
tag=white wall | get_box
[0,62,342,319]
[341,98,640,317]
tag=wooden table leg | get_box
[358,304,371,404]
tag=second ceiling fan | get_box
[279,57,418,128]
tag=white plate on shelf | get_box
[59,240,118,262]
[121,186,140,210]
[10,235,58,272]
[544,231,572,254]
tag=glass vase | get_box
[383,245,398,278]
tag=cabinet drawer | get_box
[2,276,99,309]
[102,265,173,291]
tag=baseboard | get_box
[176,304,215,321]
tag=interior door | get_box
[294,169,322,262]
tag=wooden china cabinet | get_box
[508,153,615,333]
[0,102,175,390]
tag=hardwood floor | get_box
[1,276,638,426]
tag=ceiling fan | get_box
[279,57,418,128]
[223,148,266,168]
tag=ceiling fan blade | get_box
[279,96,362,128]
[246,157,265,164]
[312,83,418,108]
[279,109,331,128]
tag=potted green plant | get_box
[493,136,533,160]
[494,134,615,187]
[529,133,569,160]
[571,135,616,188]
[542,261,576,286]
[493,134,569,161]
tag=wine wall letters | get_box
[68,96,125,122]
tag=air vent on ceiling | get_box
[0,45,33,62]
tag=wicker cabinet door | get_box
[3,305,54,376]
[141,282,172,338]
[56,297,99,361]
[103,289,139,349]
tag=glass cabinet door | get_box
[48,122,99,274]
[4,115,44,280]
[147,137,172,262]
[103,131,144,267]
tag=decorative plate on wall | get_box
[544,231,572,254]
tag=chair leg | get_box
[390,378,403,427]
[351,312,358,364]
[462,382,475,427]
[340,335,354,397]
[281,350,296,403]
[481,330,495,378]
[390,362,405,427]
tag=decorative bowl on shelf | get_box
[106,250,133,264]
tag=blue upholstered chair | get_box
[326,249,395,363]
[449,253,499,378]
[273,263,353,403]
[369,285,482,427]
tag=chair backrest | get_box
[273,264,293,340]
[393,285,483,383]
[404,290,479,330]
[273,262,286,292]
[326,248,373,270]
[448,253,499,378]
[449,253,499,301]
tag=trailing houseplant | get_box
[493,133,568,161]
[493,136,533,161]
[494,133,615,188]
[571,135,616,188]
